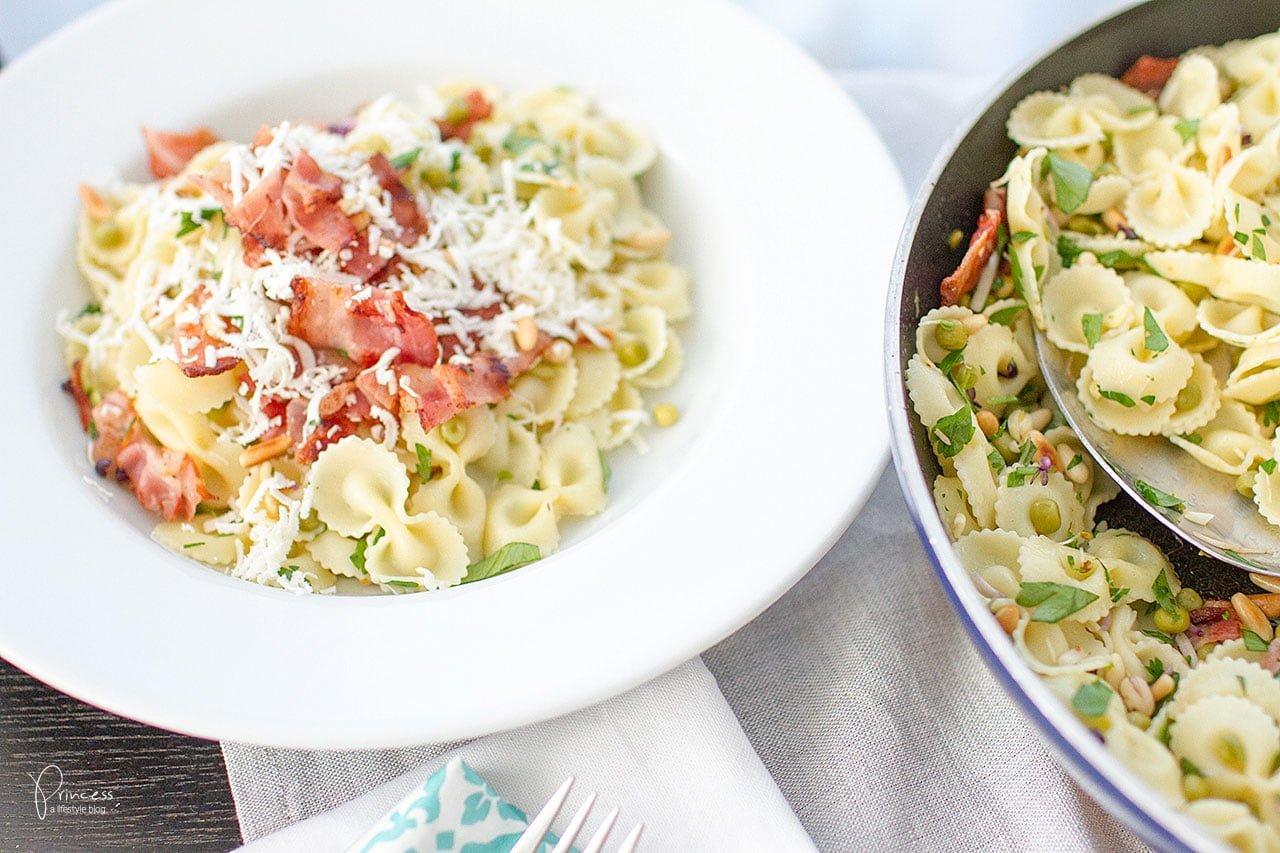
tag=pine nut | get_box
[239,433,293,468]
[543,339,574,364]
[961,313,989,334]
[516,316,539,351]
[1029,408,1052,431]
[1247,592,1280,618]
[996,604,1020,634]
[1250,573,1280,595]
[1150,673,1175,702]
[1232,592,1274,641]
[976,410,999,437]
[349,210,372,231]
[1120,675,1155,717]
[1102,207,1131,234]
[619,227,672,253]
[1008,410,1033,443]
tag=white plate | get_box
[0,0,904,747]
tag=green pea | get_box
[1238,469,1258,499]
[1126,711,1151,731]
[422,165,451,190]
[1174,383,1202,413]
[1176,588,1204,611]
[1065,215,1107,236]
[441,417,468,445]
[618,338,649,368]
[934,319,969,352]
[946,229,964,250]
[444,97,472,126]
[1030,498,1061,536]
[92,220,124,248]
[1182,774,1209,801]
[1153,605,1191,635]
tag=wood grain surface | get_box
[0,658,241,851]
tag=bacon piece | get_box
[1263,638,1280,675]
[287,277,438,367]
[1190,616,1242,647]
[368,153,428,244]
[62,361,94,432]
[251,124,274,149]
[1121,55,1180,98]
[174,286,240,377]
[940,207,1003,306]
[282,151,356,253]
[436,89,493,141]
[339,230,394,282]
[1190,600,1233,624]
[89,390,209,521]
[229,166,289,253]
[142,126,220,179]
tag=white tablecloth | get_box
[223,70,1153,852]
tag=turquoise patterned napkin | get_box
[349,757,552,853]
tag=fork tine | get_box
[550,792,597,853]
[511,776,574,853]
[616,822,643,853]
[579,806,619,853]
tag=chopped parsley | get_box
[1145,658,1165,682]
[1057,235,1085,268]
[1046,153,1094,214]
[1152,568,1179,617]
[1081,313,1103,349]
[350,528,386,576]
[176,207,221,238]
[930,408,975,459]
[389,147,423,170]
[1263,458,1279,476]
[384,580,420,589]
[987,303,1027,326]
[462,542,541,584]
[1098,388,1136,407]
[1067,453,1084,470]
[1141,394,1157,406]
[501,127,541,156]
[1178,433,1203,445]
[182,541,205,549]
[1016,581,1100,623]
[1011,230,1037,244]
[1244,629,1271,652]
[1180,758,1203,777]
[1266,401,1280,428]
[415,443,433,482]
[1136,481,1186,513]
[1174,118,1200,144]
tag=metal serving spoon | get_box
[1034,327,1280,577]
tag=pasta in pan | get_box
[60,83,690,594]
[917,30,1280,850]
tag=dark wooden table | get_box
[0,658,241,851]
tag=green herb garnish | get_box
[1174,118,1200,144]
[462,542,541,584]
[1244,629,1271,652]
[1072,681,1114,717]
[930,408,975,459]
[1016,581,1100,623]
[1153,568,1179,616]
[1136,481,1186,513]
[415,443,433,482]
[987,303,1027,326]
[1098,388,1136,408]
[1142,307,1168,353]
[1047,153,1094,214]
[389,147,422,170]
[1081,313,1103,349]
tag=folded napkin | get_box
[232,660,814,851]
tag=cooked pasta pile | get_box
[59,83,689,594]
[912,31,1280,851]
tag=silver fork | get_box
[510,776,642,853]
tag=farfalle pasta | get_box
[914,30,1280,850]
[58,82,690,594]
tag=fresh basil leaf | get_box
[936,348,966,375]
[1152,568,1180,617]
[1057,235,1084,269]
[1142,628,1175,643]
[389,147,423,170]
[1011,230,1037,244]
[1140,394,1157,406]
[1179,433,1203,445]
[1110,586,1130,603]
[415,443,433,482]
[1067,453,1084,470]
[1081,313,1103,349]
[1071,681,1114,717]
[1263,458,1278,476]
[1267,401,1280,428]
[1142,307,1169,353]
[463,542,541,584]
[1047,153,1094,214]
[1098,388,1136,407]
[1016,581,1100,623]
[1145,658,1165,682]
[1174,117,1200,144]
[1244,629,1271,652]
[1137,481,1186,513]
[502,129,541,155]
[987,303,1027,326]
[384,580,420,588]
[930,408,975,459]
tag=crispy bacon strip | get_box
[339,230,394,283]
[282,151,356,253]
[368,153,428,244]
[1120,55,1180,98]
[287,277,439,367]
[142,126,220,179]
[89,390,210,521]
[940,207,1003,306]
[436,89,493,141]
[174,285,241,377]
[62,361,94,432]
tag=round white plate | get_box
[0,0,904,747]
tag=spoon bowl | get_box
[1034,326,1280,576]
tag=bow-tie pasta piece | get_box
[529,182,613,271]
[1016,618,1111,677]
[915,306,973,367]
[510,86,593,141]
[573,115,657,176]
[1183,800,1277,853]
[617,306,669,382]
[1162,353,1221,437]
[1086,529,1175,606]
[475,418,542,488]
[1170,696,1280,781]
[152,520,241,566]
[1170,400,1272,475]
[407,439,489,561]
[1159,54,1223,119]
[1197,103,1244,180]
[344,95,441,158]
[618,261,691,320]
[76,185,149,299]
[1127,273,1199,343]
[1086,327,1194,407]
[1017,536,1111,624]
[1224,190,1280,262]
[1104,720,1187,808]
[1068,73,1159,133]
[994,471,1086,542]
[364,510,469,589]
[1113,117,1191,179]
[306,529,362,580]
[134,358,241,415]
[579,271,626,331]
[1006,92,1104,149]
[998,149,1055,324]
[538,423,607,517]
[308,436,412,538]
[565,346,622,419]
[933,475,978,540]
[1170,657,1280,722]
[953,528,1023,599]
[1072,174,1132,216]
[1077,364,1177,436]
[1222,32,1280,85]
[1225,340,1280,404]
[402,405,497,470]
[484,484,560,557]
[1235,70,1280,139]
[580,157,661,246]
[577,379,646,451]
[1041,264,1135,353]
[1253,444,1280,526]
[507,360,579,425]
[965,321,1037,411]
[1124,165,1215,247]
